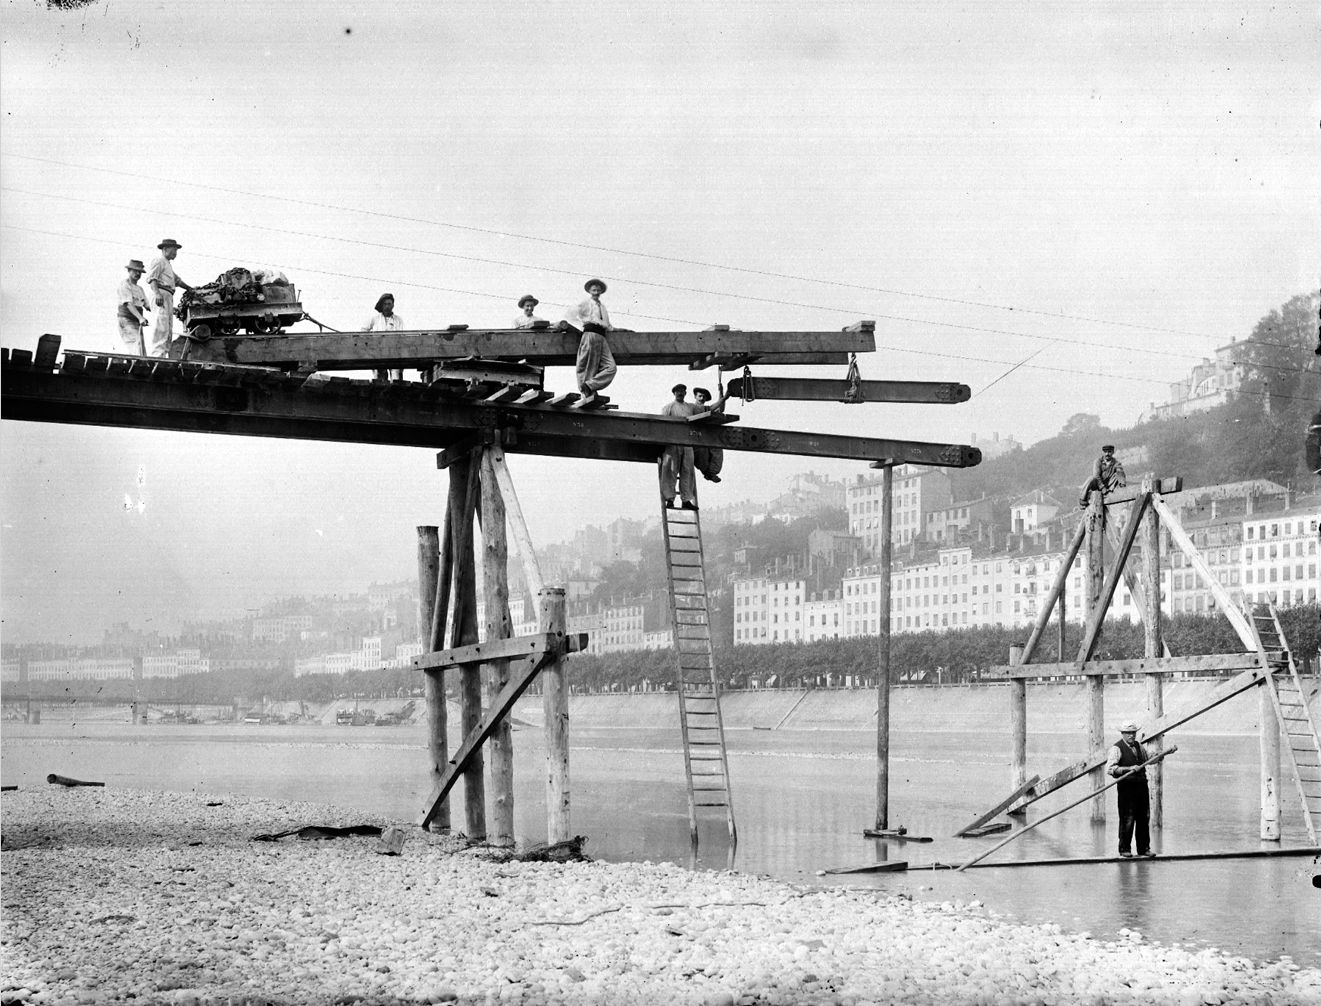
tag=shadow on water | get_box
[3,721,1318,965]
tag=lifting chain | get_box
[843,353,863,404]
[739,365,755,404]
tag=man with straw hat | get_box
[1106,721,1154,858]
[146,239,192,357]
[514,294,545,329]
[565,278,617,403]
[116,259,151,355]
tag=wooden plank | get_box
[1102,479,1183,506]
[10,349,33,368]
[961,822,1012,838]
[727,376,971,405]
[919,846,1321,870]
[824,861,908,874]
[413,631,586,671]
[218,328,877,370]
[487,446,545,598]
[420,651,554,831]
[988,653,1264,680]
[34,334,61,370]
[862,829,933,842]
[955,774,1040,836]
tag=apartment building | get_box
[1241,498,1320,608]
[847,465,953,552]
[733,574,808,644]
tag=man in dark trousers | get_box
[1106,721,1153,858]
[1079,443,1126,508]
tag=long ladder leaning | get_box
[660,497,737,847]
[1251,600,1321,844]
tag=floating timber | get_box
[0,344,982,469]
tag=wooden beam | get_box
[1101,479,1182,506]
[955,774,1040,837]
[1,364,982,468]
[1104,514,1173,658]
[727,376,971,405]
[1150,494,1255,648]
[413,631,586,670]
[419,650,554,831]
[486,445,545,597]
[181,328,878,370]
[1018,518,1087,665]
[987,652,1266,679]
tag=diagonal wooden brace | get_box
[421,648,557,831]
[413,630,587,671]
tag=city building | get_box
[1140,339,1248,422]
[847,465,952,551]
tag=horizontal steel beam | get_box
[727,376,971,404]
[180,327,877,370]
[986,652,1266,679]
[0,360,983,468]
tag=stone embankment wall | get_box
[516,678,1321,736]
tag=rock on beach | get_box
[1,787,1318,1005]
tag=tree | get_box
[1060,413,1102,438]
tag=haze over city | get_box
[2,1,1317,644]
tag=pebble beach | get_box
[2,787,1318,1006]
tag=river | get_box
[2,717,1317,966]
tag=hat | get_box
[692,387,711,399]
[671,383,687,394]
[1119,721,1139,733]
[157,239,182,250]
[518,294,539,308]
[125,259,146,272]
[584,278,607,294]
[1101,444,1115,451]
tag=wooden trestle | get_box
[966,474,1320,859]
[1,324,980,848]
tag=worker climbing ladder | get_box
[660,495,736,847]
[1252,601,1321,844]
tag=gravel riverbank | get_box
[2,788,1318,1006]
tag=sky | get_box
[1,1,1318,644]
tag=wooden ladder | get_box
[1252,601,1321,844]
[660,497,736,847]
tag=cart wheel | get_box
[189,324,212,343]
[253,316,280,335]
[218,318,240,337]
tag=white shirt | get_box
[147,256,180,294]
[363,311,404,332]
[567,297,611,330]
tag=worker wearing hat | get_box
[1079,443,1126,509]
[565,278,617,402]
[514,294,544,329]
[146,239,192,358]
[117,259,151,355]
[659,383,699,509]
[1106,721,1154,858]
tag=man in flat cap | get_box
[146,239,192,357]
[659,383,699,510]
[566,278,617,403]
[1079,443,1126,509]
[117,259,151,355]
[514,294,545,329]
[1106,721,1154,857]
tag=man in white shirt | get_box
[514,294,545,328]
[566,278,617,402]
[117,259,150,355]
[363,292,404,381]
[146,239,191,357]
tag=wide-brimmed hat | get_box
[157,238,182,250]
[518,294,539,308]
[1119,721,1139,733]
[584,278,607,294]
[692,387,711,399]
[125,259,146,272]
[671,383,687,394]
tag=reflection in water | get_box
[2,723,1317,965]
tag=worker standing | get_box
[1106,721,1154,858]
[363,293,404,381]
[146,239,191,358]
[566,278,617,404]
[691,386,728,483]
[117,259,151,356]
[660,383,700,510]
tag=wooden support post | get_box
[1141,480,1164,828]
[874,461,894,831]
[1085,490,1106,823]
[541,587,570,843]
[487,445,545,597]
[1057,583,1066,661]
[449,452,485,840]
[480,450,515,847]
[1009,644,1027,817]
[1019,518,1087,664]
[1260,684,1281,840]
[417,524,450,832]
